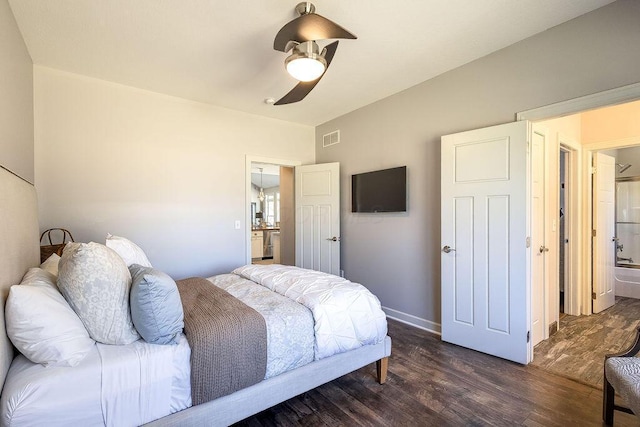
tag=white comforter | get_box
[233,264,388,360]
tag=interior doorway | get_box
[559,148,570,316]
[524,92,640,381]
[250,162,296,266]
[245,156,301,266]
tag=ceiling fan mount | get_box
[272,2,356,105]
[294,2,315,16]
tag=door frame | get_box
[517,81,640,316]
[245,155,302,265]
[558,138,580,316]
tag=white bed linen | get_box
[1,350,102,426]
[207,274,314,378]
[1,336,191,427]
[233,264,388,360]
[98,334,191,426]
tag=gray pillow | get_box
[129,264,184,345]
[58,242,140,345]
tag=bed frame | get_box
[0,165,391,426]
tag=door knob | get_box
[326,236,340,242]
[539,246,549,253]
[442,245,455,253]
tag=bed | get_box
[0,165,392,427]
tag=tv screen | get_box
[352,166,407,213]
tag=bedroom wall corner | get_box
[0,0,34,183]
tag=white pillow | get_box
[6,267,95,367]
[58,242,140,345]
[40,253,61,278]
[105,234,153,267]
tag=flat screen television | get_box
[352,166,407,213]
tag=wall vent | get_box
[322,130,340,148]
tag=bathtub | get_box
[615,266,640,299]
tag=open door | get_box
[592,152,616,313]
[295,163,340,276]
[530,125,549,347]
[441,121,531,364]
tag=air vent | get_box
[322,130,340,148]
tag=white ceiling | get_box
[251,163,280,188]
[9,0,615,126]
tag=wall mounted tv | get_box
[352,166,407,213]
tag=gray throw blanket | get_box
[176,277,267,405]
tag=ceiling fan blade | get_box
[274,14,355,52]
[274,41,338,105]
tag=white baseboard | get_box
[382,306,441,336]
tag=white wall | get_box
[315,0,640,331]
[34,66,314,279]
[0,0,33,182]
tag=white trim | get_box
[383,306,441,335]
[245,155,302,264]
[517,82,640,122]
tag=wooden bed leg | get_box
[376,357,389,384]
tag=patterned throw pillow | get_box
[58,242,140,345]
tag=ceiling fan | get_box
[272,2,356,105]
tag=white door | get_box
[531,125,547,347]
[593,152,616,313]
[441,121,531,364]
[295,163,340,275]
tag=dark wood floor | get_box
[235,319,639,426]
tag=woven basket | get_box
[40,228,74,263]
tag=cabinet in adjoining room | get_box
[251,230,263,260]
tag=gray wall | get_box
[316,0,640,329]
[0,0,33,182]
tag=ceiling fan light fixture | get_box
[285,41,327,82]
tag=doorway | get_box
[519,88,640,321]
[250,162,296,266]
[559,148,570,315]
[245,156,301,266]
[526,97,640,383]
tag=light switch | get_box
[234,220,241,229]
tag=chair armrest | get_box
[606,327,640,359]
